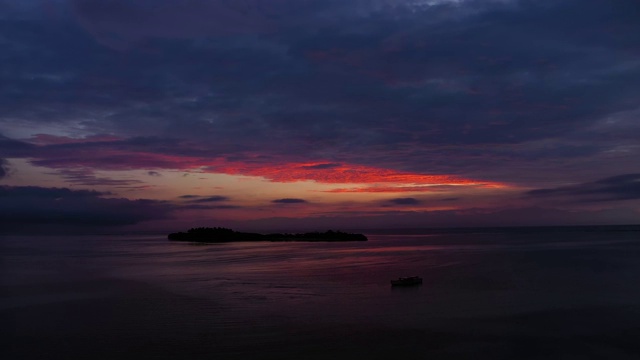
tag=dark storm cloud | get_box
[1,0,639,184]
[272,198,308,204]
[387,197,420,206]
[179,195,200,199]
[176,195,235,208]
[0,185,173,227]
[527,174,640,202]
[189,195,230,203]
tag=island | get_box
[168,227,368,242]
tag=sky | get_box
[1,0,639,233]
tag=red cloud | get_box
[24,136,505,189]
[325,185,500,193]
[206,161,506,188]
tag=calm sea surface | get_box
[3,229,640,359]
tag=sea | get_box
[2,226,640,359]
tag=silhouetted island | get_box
[168,227,367,242]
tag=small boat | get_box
[390,276,422,286]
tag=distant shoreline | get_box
[168,227,368,242]
[361,224,640,235]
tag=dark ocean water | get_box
[2,228,640,359]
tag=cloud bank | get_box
[0,186,173,231]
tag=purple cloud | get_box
[527,174,640,202]
[0,158,8,179]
